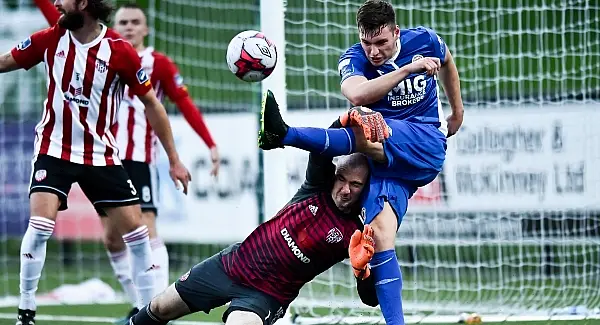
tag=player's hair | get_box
[335,153,370,176]
[356,0,396,38]
[119,2,147,14]
[84,0,114,23]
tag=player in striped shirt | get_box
[32,2,220,322]
[129,121,378,325]
[0,1,191,324]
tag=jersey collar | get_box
[138,46,154,57]
[385,38,401,64]
[69,24,107,48]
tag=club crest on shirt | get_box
[95,59,108,73]
[17,37,31,51]
[412,54,424,63]
[325,227,343,244]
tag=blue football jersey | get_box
[338,27,447,127]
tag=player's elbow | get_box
[139,91,164,114]
[341,78,370,107]
[344,91,370,107]
[348,95,369,107]
[0,52,18,73]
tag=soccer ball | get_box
[458,312,482,324]
[226,30,277,82]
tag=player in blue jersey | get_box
[258,1,464,325]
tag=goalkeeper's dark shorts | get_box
[174,244,286,325]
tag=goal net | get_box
[281,0,600,323]
[0,0,599,323]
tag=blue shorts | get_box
[362,119,446,225]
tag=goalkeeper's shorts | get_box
[175,245,285,325]
[361,119,446,225]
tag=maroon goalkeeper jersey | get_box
[221,154,364,305]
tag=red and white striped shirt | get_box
[114,47,188,163]
[11,24,152,166]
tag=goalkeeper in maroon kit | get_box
[129,121,378,325]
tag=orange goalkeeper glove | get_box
[339,107,390,143]
[349,224,375,280]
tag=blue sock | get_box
[282,127,355,156]
[371,249,404,325]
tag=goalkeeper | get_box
[130,133,378,325]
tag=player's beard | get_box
[58,9,85,31]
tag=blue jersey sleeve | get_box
[338,45,368,83]
[425,28,447,64]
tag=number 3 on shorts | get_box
[127,179,137,196]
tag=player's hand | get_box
[404,57,441,76]
[169,160,192,195]
[340,107,389,143]
[349,224,375,280]
[446,109,464,138]
[209,146,220,177]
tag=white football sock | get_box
[19,216,55,311]
[123,225,155,308]
[150,238,170,296]
[107,249,138,308]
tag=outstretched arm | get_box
[174,97,216,149]
[350,225,379,307]
[159,57,219,176]
[159,57,217,149]
[174,97,220,176]
[33,0,60,26]
[0,52,20,73]
[162,56,221,176]
[438,48,464,137]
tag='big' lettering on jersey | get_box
[338,26,447,126]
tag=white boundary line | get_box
[2,312,600,324]
[292,314,600,324]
